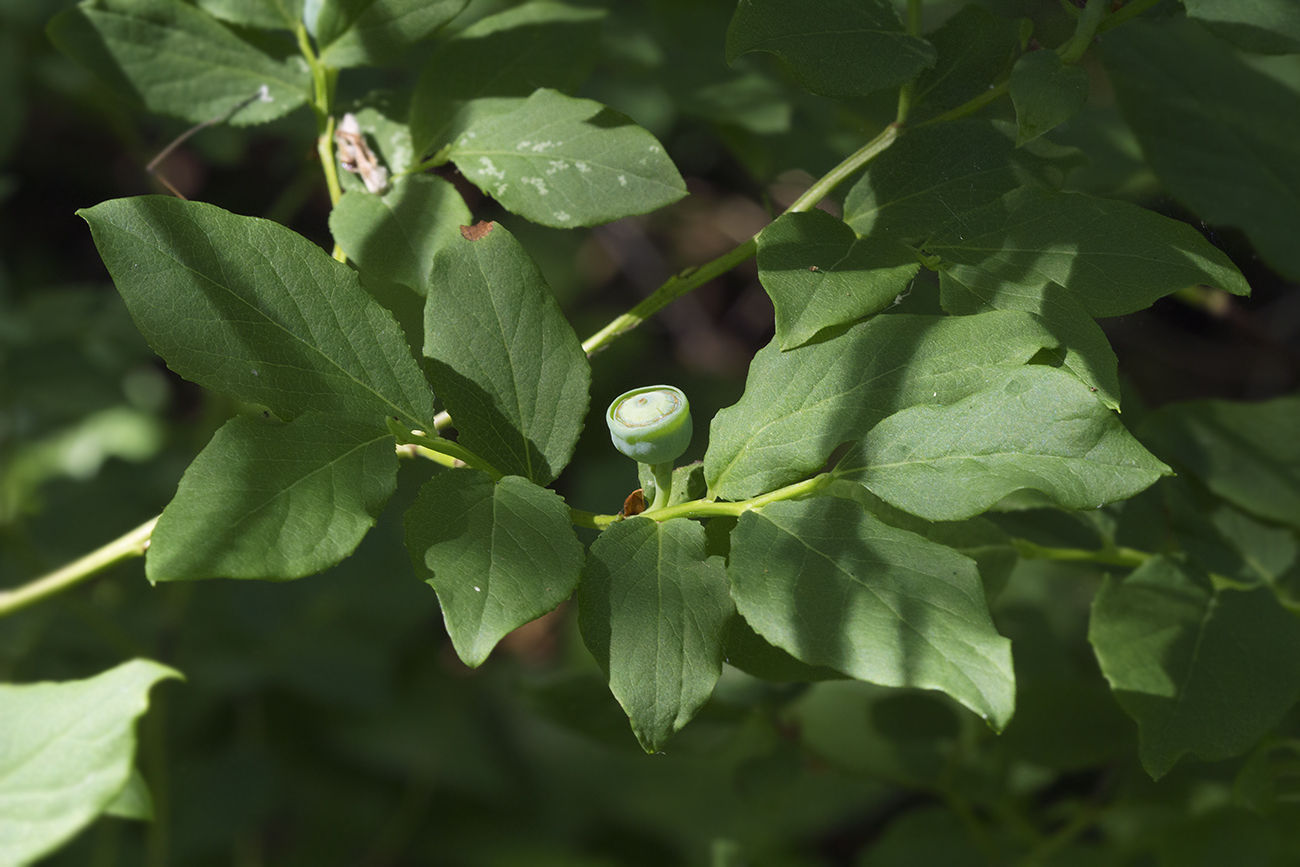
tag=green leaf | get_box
[102,767,153,820]
[193,0,302,30]
[1089,556,1300,779]
[940,269,1121,408]
[837,366,1169,521]
[843,120,1080,245]
[722,614,848,683]
[408,1,604,158]
[1009,50,1089,145]
[910,5,1027,123]
[577,517,733,752]
[405,470,584,668]
[1141,396,1300,529]
[756,210,920,349]
[724,0,936,99]
[47,0,309,126]
[424,221,589,485]
[1101,17,1300,280]
[928,186,1251,318]
[330,174,472,297]
[314,0,468,68]
[445,89,687,228]
[728,496,1015,729]
[704,310,1057,501]
[0,659,181,867]
[78,196,436,429]
[1184,0,1300,54]
[147,413,397,581]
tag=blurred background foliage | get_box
[3,0,1300,864]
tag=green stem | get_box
[1057,0,1107,65]
[581,237,757,356]
[645,462,674,512]
[295,23,345,261]
[388,423,504,481]
[1011,538,1152,569]
[785,123,901,214]
[1097,0,1162,33]
[894,0,924,124]
[580,123,902,356]
[919,79,1011,127]
[0,515,158,619]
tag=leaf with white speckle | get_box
[447,89,686,228]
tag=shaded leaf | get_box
[725,0,936,99]
[48,0,309,126]
[193,0,302,30]
[1090,556,1300,779]
[843,120,1080,244]
[424,222,589,485]
[704,310,1056,501]
[0,659,181,867]
[1141,396,1300,529]
[928,186,1251,318]
[728,496,1015,728]
[405,470,583,667]
[1101,17,1300,280]
[837,366,1170,521]
[1009,49,1089,145]
[408,1,604,157]
[447,89,686,228]
[330,174,472,297]
[1184,0,1300,54]
[79,196,436,429]
[147,413,397,581]
[940,269,1121,408]
[910,5,1026,123]
[315,0,468,67]
[578,517,733,752]
[756,210,920,349]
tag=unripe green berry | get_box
[606,385,692,465]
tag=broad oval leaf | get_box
[147,413,398,581]
[939,269,1122,409]
[79,196,437,429]
[48,0,309,126]
[447,89,687,228]
[1184,0,1300,55]
[314,0,468,67]
[757,210,920,349]
[1090,556,1300,779]
[705,310,1057,501]
[1009,50,1089,146]
[836,366,1170,521]
[1140,396,1300,529]
[405,470,584,668]
[0,659,181,867]
[1101,17,1300,281]
[577,516,733,753]
[909,5,1027,123]
[330,174,472,297]
[408,1,604,158]
[928,186,1251,318]
[424,221,590,485]
[728,496,1015,729]
[725,0,936,99]
[194,0,303,30]
[843,120,1081,244]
